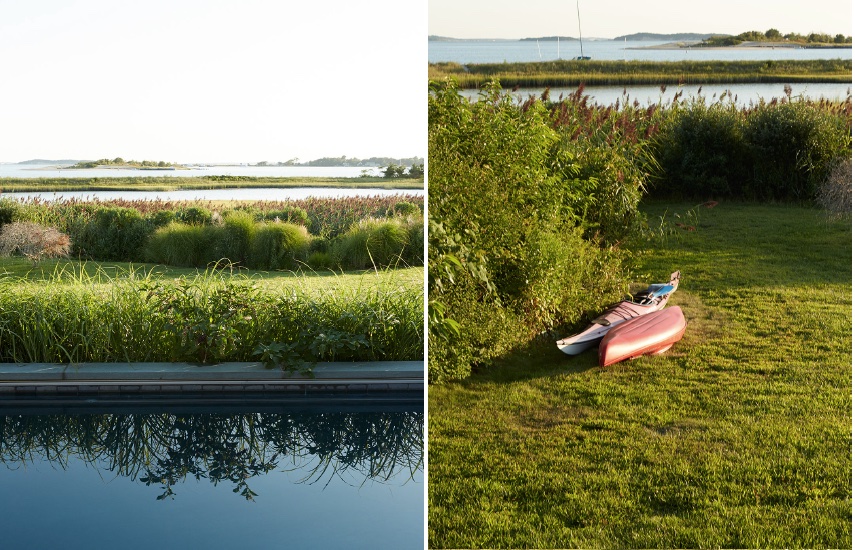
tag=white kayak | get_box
[556,271,680,356]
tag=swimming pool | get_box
[0,397,424,549]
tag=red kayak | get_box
[598,306,687,367]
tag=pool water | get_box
[0,400,424,549]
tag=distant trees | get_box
[383,163,424,178]
[702,29,852,46]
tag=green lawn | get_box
[0,257,423,294]
[428,202,851,548]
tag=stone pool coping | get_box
[0,361,424,396]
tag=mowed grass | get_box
[0,257,423,294]
[428,202,851,548]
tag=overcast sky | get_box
[429,0,853,39]
[0,0,426,163]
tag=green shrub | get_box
[744,100,851,200]
[403,217,425,266]
[150,210,177,227]
[76,206,151,261]
[176,206,212,226]
[263,205,309,226]
[306,251,334,270]
[652,98,748,198]
[248,222,311,270]
[393,201,421,217]
[428,81,635,381]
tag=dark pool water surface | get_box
[0,399,423,549]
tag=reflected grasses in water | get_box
[0,410,423,501]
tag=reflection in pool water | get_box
[0,402,423,549]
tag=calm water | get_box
[429,38,853,63]
[432,39,852,107]
[0,400,423,549]
[0,187,424,202]
[0,164,381,179]
[459,82,852,107]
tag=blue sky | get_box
[429,0,853,39]
[0,0,426,163]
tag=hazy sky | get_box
[0,0,426,163]
[429,0,853,39]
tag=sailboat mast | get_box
[577,0,584,58]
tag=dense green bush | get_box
[176,206,213,226]
[744,100,851,200]
[653,98,749,198]
[428,81,635,382]
[651,94,851,200]
[216,211,257,265]
[76,206,151,261]
[262,205,309,226]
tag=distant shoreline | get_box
[633,41,853,51]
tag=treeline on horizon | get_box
[430,28,852,44]
[701,28,852,46]
[19,156,425,169]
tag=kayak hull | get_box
[556,300,661,355]
[555,271,681,356]
[598,306,687,367]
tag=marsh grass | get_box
[430,59,853,88]
[0,262,423,364]
[428,202,851,548]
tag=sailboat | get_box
[575,0,591,60]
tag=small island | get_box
[636,29,852,50]
[66,157,185,170]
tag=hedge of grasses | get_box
[429,59,853,88]
[0,195,424,270]
[0,265,423,365]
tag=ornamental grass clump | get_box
[332,218,410,270]
[248,222,311,270]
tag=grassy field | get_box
[427,202,851,548]
[0,176,424,192]
[428,59,853,88]
[0,258,423,364]
[0,257,423,294]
